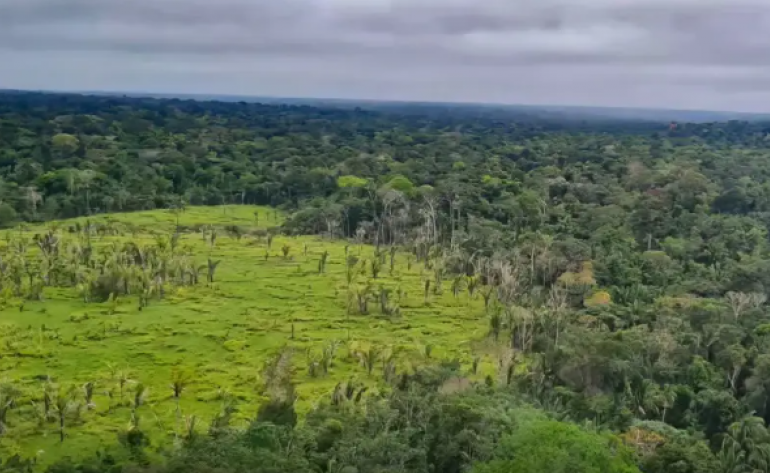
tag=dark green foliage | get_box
[162,424,315,473]
[256,400,297,428]
[35,367,638,473]
[641,436,718,473]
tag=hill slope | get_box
[0,206,489,464]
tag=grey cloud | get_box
[3,0,769,66]
[2,0,770,111]
[0,0,307,27]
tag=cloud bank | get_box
[2,0,770,111]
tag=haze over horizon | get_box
[9,87,769,118]
[3,0,770,114]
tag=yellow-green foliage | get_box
[557,261,596,287]
[0,205,489,465]
[584,290,612,307]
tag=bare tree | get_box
[725,291,766,321]
[419,194,440,249]
[547,284,568,347]
[377,189,405,248]
[22,186,43,218]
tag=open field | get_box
[0,205,490,464]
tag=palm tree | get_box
[83,381,96,411]
[358,345,381,375]
[346,256,360,285]
[466,275,479,298]
[318,250,329,274]
[746,354,770,424]
[480,284,495,309]
[489,310,502,341]
[451,275,465,298]
[209,396,238,436]
[0,382,18,435]
[49,386,81,443]
[206,258,221,284]
[78,170,97,215]
[133,383,149,410]
[645,383,679,424]
[719,416,770,473]
[116,369,132,404]
[355,282,373,315]
[182,415,198,443]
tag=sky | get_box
[2,0,770,112]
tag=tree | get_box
[51,133,79,156]
[472,417,639,473]
[21,186,42,218]
[0,204,17,228]
[718,416,770,473]
[48,385,81,443]
[0,382,18,436]
[206,258,221,283]
[384,175,415,195]
[746,354,770,423]
[725,291,766,321]
[337,175,369,190]
[642,434,719,473]
[170,367,191,400]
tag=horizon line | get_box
[3,87,770,118]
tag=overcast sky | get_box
[2,0,770,112]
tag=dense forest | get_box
[3,90,770,472]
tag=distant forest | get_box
[2,90,770,225]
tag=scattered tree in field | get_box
[355,282,373,315]
[170,368,191,401]
[48,385,81,443]
[0,382,18,436]
[346,255,360,285]
[83,382,96,411]
[113,368,132,404]
[357,345,381,375]
[480,285,495,309]
[224,225,243,241]
[208,396,238,436]
[318,250,329,274]
[132,383,148,410]
[330,380,367,406]
[370,258,382,279]
[182,415,198,443]
[378,286,400,316]
[206,258,221,284]
[451,275,465,298]
[489,310,502,341]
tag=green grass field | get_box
[0,206,492,465]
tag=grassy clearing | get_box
[0,206,492,465]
